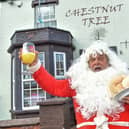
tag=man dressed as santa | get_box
[19,40,129,129]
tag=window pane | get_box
[40,6,55,20]
[39,90,45,96]
[31,90,37,97]
[43,20,56,27]
[22,65,32,79]
[57,70,64,75]
[35,4,56,28]
[31,81,37,89]
[24,81,30,89]
[60,55,63,61]
[24,90,30,98]
[38,53,43,59]
[24,99,30,107]
[38,52,45,66]
[60,62,64,68]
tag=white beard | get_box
[71,67,125,120]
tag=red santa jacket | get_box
[32,66,129,129]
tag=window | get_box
[35,3,57,28]
[109,46,117,54]
[54,52,66,79]
[21,52,46,110]
[12,57,16,110]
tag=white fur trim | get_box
[76,121,129,128]
[66,40,128,119]
[27,60,41,73]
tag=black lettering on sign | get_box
[65,3,124,27]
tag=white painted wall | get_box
[0,0,34,120]
[56,0,129,64]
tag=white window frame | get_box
[34,3,57,28]
[53,52,66,79]
[21,52,46,110]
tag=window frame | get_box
[34,3,57,28]
[53,51,66,79]
[21,52,46,110]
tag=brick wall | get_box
[39,98,76,129]
[0,117,40,129]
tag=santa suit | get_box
[31,65,129,129]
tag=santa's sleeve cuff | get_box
[27,60,41,73]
